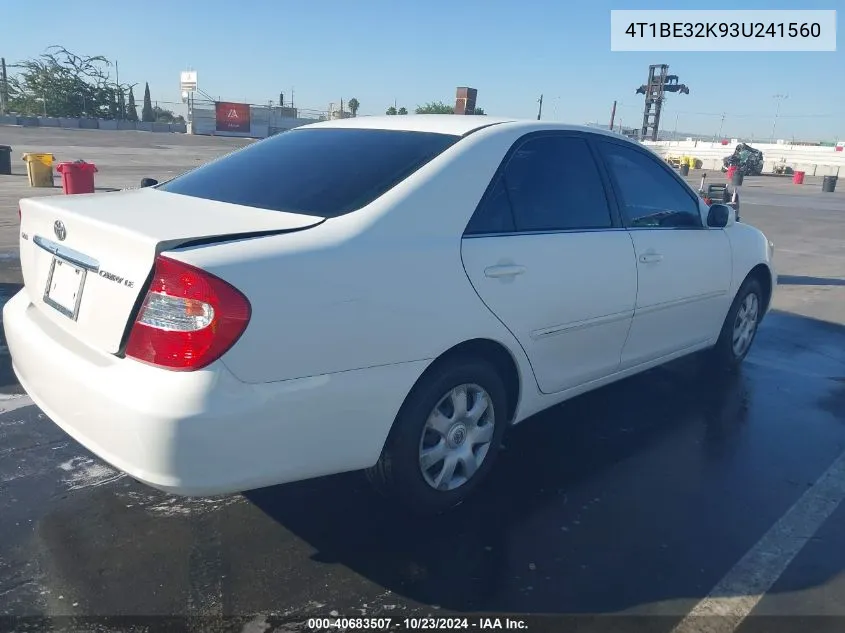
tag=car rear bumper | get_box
[4,289,427,496]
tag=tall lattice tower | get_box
[636,64,689,141]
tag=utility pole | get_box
[717,112,725,141]
[0,57,7,116]
[673,112,679,141]
[609,100,617,131]
[536,94,543,120]
[115,59,121,119]
[771,94,788,142]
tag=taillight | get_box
[124,255,251,371]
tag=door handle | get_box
[484,265,527,278]
[639,253,664,264]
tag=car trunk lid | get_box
[18,188,323,354]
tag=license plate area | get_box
[43,256,87,320]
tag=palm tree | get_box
[348,98,360,117]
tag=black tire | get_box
[366,356,509,515]
[708,277,764,371]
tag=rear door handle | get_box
[484,265,527,278]
[639,253,664,264]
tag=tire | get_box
[366,356,509,515]
[708,277,764,371]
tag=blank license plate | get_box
[44,257,86,319]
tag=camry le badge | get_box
[54,220,67,241]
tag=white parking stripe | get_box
[0,394,33,414]
[671,449,845,633]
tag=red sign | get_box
[215,102,251,133]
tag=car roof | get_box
[302,114,638,143]
[303,114,516,135]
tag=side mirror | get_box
[140,177,159,188]
[707,203,731,228]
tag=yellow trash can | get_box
[22,153,55,188]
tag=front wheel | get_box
[366,357,509,515]
[708,277,764,370]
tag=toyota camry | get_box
[4,115,776,514]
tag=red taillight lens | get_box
[125,255,251,371]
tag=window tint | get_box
[158,128,461,217]
[465,178,516,234]
[467,135,612,235]
[599,141,702,228]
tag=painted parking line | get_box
[671,448,845,633]
[0,393,32,414]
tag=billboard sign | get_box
[180,71,197,92]
[215,102,251,133]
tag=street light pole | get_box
[536,94,543,120]
[0,57,7,116]
[771,94,788,142]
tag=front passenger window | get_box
[599,142,702,229]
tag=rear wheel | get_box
[708,277,764,370]
[366,357,508,515]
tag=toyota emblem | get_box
[54,220,66,241]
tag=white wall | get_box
[643,140,844,176]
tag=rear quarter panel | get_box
[169,125,539,391]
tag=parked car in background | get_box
[5,116,776,514]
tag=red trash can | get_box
[56,160,98,194]
[726,165,737,181]
[792,171,805,185]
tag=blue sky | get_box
[4,0,842,139]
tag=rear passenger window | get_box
[465,179,515,234]
[465,135,612,235]
[598,141,702,229]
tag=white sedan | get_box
[5,116,776,514]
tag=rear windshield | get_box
[158,128,461,217]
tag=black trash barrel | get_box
[680,163,690,176]
[822,175,838,193]
[0,145,12,176]
[731,170,744,186]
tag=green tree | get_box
[6,45,132,119]
[126,86,138,121]
[152,105,185,124]
[386,106,397,115]
[141,82,154,122]
[398,106,408,115]
[415,101,454,114]
[471,107,486,115]
[348,97,360,117]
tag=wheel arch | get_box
[746,262,774,317]
[398,338,523,429]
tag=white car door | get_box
[461,133,638,395]
[595,139,733,367]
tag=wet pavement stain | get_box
[1,309,844,625]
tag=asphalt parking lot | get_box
[1,127,844,632]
